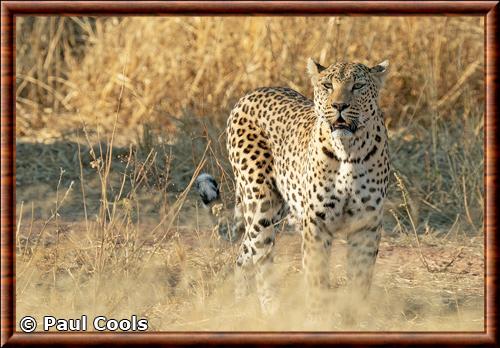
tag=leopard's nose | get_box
[332,102,350,112]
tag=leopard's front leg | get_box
[341,223,382,326]
[301,209,333,323]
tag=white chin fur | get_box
[331,129,354,139]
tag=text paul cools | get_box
[43,315,148,332]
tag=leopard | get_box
[195,58,390,319]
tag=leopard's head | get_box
[307,59,389,139]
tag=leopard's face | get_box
[308,60,389,139]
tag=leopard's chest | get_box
[304,160,387,233]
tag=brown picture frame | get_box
[1,1,498,346]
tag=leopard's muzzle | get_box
[330,115,357,138]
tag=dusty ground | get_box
[15,210,484,332]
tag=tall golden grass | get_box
[17,17,483,128]
[15,16,484,331]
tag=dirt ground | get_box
[15,210,484,332]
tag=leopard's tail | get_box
[195,173,220,206]
[195,173,244,242]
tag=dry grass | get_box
[15,16,484,331]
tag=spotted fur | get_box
[199,59,390,317]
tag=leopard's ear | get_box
[307,58,326,83]
[369,60,389,87]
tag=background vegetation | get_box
[15,16,484,331]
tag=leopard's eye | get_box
[352,83,365,90]
[322,82,333,90]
